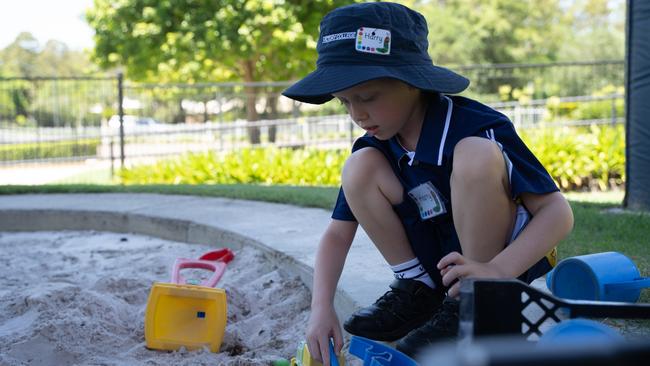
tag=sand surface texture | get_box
[0,231,313,365]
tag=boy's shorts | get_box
[509,203,557,283]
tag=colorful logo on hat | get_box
[356,27,391,55]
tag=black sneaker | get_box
[343,279,445,341]
[395,296,460,358]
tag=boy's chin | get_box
[372,133,391,141]
[366,131,390,140]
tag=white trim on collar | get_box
[437,95,453,166]
[396,137,416,166]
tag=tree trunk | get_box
[175,98,186,124]
[266,94,278,142]
[243,59,260,144]
[203,98,209,123]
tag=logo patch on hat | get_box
[322,32,356,44]
[356,27,391,55]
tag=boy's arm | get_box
[307,218,357,365]
[489,191,573,277]
[439,191,573,297]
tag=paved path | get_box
[0,161,111,185]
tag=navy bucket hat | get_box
[282,2,470,104]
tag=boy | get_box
[282,2,573,363]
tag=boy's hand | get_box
[306,305,343,366]
[437,251,505,298]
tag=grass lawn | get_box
[1,184,648,333]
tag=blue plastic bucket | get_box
[537,319,624,347]
[546,251,650,302]
[349,336,416,366]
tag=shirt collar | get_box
[388,94,449,167]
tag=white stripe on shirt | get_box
[437,96,453,166]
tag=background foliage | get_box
[521,124,625,191]
[86,0,355,84]
[0,33,96,78]
[0,139,100,161]
[1,0,625,80]
[119,124,625,192]
[420,0,624,66]
[119,147,348,186]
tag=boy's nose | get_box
[349,104,369,123]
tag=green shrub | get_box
[0,139,100,161]
[521,124,625,191]
[119,147,348,186]
[120,125,625,192]
[544,85,624,122]
[571,98,624,121]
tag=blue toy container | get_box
[537,319,624,347]
[349,336,416,366]
[546,251,650,302]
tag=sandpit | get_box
[0,230,314,365]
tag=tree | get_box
[0,32,40,77]
[411,0,626,99]
[416,0,569,65]
[87,0,357,142]
[0,33,95,77]
[557,0,625,61]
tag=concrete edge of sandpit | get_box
[0,208,359,321]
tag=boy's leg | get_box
[341,147,445,341]
[341,147,414,264]
[450,137,516,260]
[396,137,515,356]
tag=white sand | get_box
[0,231,313,365]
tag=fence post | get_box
[349,118,354,146]
[110,139,114,178]
[117,73,125,169]
[611,96,617,126]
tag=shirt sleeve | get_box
[331,186,357,221]
[477,120,559,199]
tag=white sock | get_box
[390,257,435,289]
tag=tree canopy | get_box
[1,1,625,80]
[86,0,356,83]
[416,0,624,66]
[0,32,95,77]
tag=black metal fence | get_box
[456,60,624,101]
[0,60,626,183]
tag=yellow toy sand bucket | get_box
[145,248,234,353]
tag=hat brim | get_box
[282,64,469,104]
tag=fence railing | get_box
[491,93,624,128]
[0,60,625,173]
[455,59,624,102]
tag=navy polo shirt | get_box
[332,94,558,286]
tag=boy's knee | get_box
[341,148,387,190]
[452,137,505,184]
